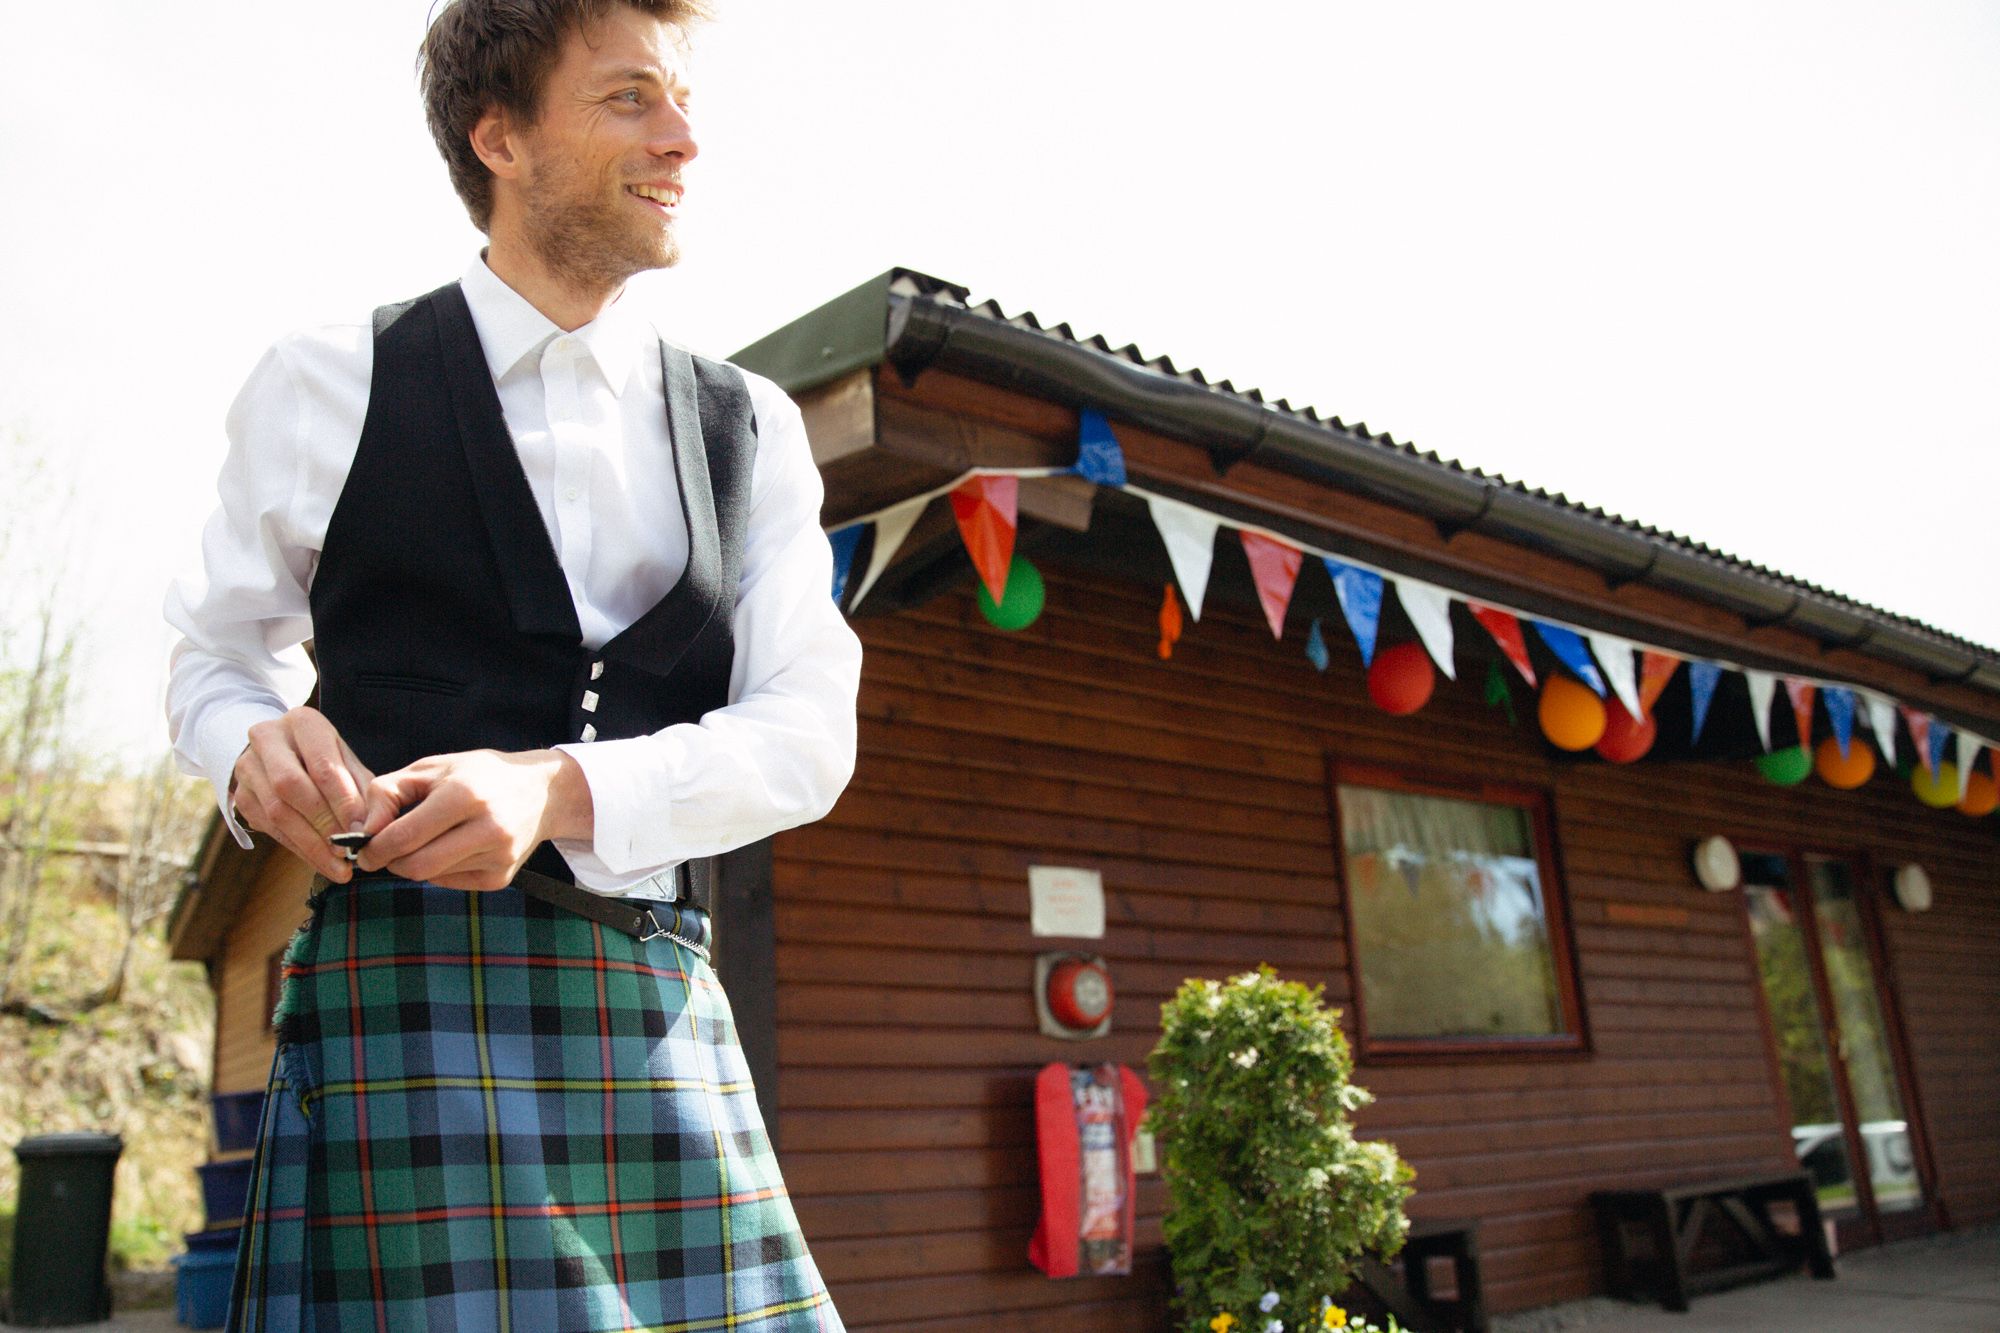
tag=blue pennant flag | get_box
[1688,661,1723,745]
[1929,722,1951,777]
[1823,687,1856,759]
[1305,619,1330,672]
[828,524,864,606]
[1531,622,1606,695]
[1073,409,1129,487]
[1321,558,1383,667]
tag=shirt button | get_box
[579,724,598,743]
[564,486,580,502]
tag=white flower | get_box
[1230,1047,1260,1069]
[1264,1321,1284,1333]
[1259,1290,1281,1312]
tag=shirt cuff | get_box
[197,699,286,849]
[553,731,689,880]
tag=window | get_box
[1334,773,1584,1056]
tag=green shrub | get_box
[1147,967,1414,1333]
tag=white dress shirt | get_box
[165,257,862,896]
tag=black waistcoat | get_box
[308,282,756,881]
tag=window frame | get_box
[1329,761,1590,1061]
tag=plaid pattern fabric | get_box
[228,876,841,1332]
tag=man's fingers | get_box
[249,721,338,835]
[293,711,369,830]
[383,822,498,887]
[259,801,353,883]
[354,770,455,871]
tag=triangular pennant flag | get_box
[1865,693,1897,766]
[1158,582,1183,660]
[1531,623,1604,695]
[1783,679,1817,750]
[1395,578,1458,680]
[1470,604,1536,686]
[1305,619,1330,672]
[1147,496,1220,621]
[1955,731,1980,801]
[852,497,925,608]
[1689,661,1723,745]
[828,525,865,606]
[1823,688,1857,759]
[1744,671,1778,751]
[1902,707,1936,776]
[1925,719,1950,779]
[1587,632,1642,719]
[1637,651,1681,718]
[1483,660,1518,727]
[1240,531,1303,639]
[950,475,1019,605]
[1072,409,1128,487]
[1323,558,1384,667]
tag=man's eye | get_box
[617,90,643,105]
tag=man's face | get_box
[505,7,698,288]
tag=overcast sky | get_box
[2,1,1996,762]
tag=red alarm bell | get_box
[1036,952,1113,1039]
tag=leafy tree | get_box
[1148,967,1413,1333]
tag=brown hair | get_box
[419,0,712,231]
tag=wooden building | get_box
[171,270,2000,1329]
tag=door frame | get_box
[1736,843,1944,1248]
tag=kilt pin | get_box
[227,875,843,1332]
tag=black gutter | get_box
[733,270,2000,705]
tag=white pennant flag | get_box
[1863,692,1898,766]
[1744,670,1777,751]
[1956,731,1981,801]
[850,497,926,609]
[1395,578,1457,680]
[1587,632,1642,719]
[1147,496,1220,621]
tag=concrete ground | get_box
[5,1224,1995,1330]
[1493,1222,2000,1332]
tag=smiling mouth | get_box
[627,183,682,213]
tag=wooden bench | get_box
[1590,1172,1836,1312]
[1354,1216,1488,1332]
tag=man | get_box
[164,1,858,1327]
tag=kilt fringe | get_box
[227,877,842,1332]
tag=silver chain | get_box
[639,911,710,961]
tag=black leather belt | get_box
[333,859,714,946]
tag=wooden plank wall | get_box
[213,856,315,1095]
[770,560,2000,1330]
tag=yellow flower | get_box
[1210,1315,1239,1333]
[1319,1307,1347,1330]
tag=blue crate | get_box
[175,1247,235,1329]
[211,1091,265,1153]
[197,1157,254,1228]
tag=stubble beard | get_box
[520,159,680,297]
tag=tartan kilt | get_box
[227,875,842,1333]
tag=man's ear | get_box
[469,105,525,182]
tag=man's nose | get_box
[648,103,697,163]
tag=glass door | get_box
[1740,852,1928,1247]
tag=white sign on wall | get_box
[1029,866,1105,939]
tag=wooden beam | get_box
[797,369,875,469]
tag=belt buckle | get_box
[637,866,679,902]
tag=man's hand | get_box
[354,749,593,892]
[230,707,377,883]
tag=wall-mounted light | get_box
[1691,835,1742,893]
[1892,864,1933,913]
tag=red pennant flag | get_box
[950,475,1019,605]
[1469,603,1536,686]
[1158,582,1183,660]
[1901,707,1935,775]
[1783,680,1817,749]
[1637,650,1681,718]
[1238,532,1302,639]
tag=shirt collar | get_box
[459,255,651,397]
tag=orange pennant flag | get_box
[1238,531,1303,640]
[949,475,1019,605]
[1158,582,1183,659]
[1783,679,1817,749]
[1637,651,1681,718]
